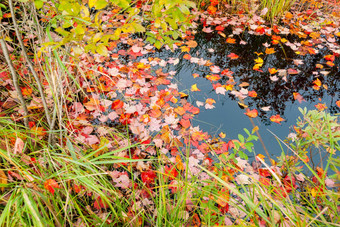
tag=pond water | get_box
[143,26,340,160]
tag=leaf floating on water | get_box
[238,102,248,109]
[261,106,271,111]
[244,109,258,118]
[227,53,239,59]
[288,68,299,74]
[293,92,305,103]
[293,59,304,65]
[270,115,285,124]
[191,84,200,92]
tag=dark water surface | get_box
[139,27,340,159]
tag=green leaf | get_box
[94,0,108,10]
[238,134,245,144]
[114,0,130,9]
[133,23,145,33]
[96,44,108,56]
[34,0,44,9]
[244,142,254,152]
[238,150,248,160]
[178,5,190,14]
[154,40,162,49]
[54,27,70,37]
[172,31,179,39]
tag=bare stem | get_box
[8,0,52,127]
[0,39,29,129]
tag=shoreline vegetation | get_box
[0,0,339,226]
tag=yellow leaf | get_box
[191,84,200,92]
[252,126,259,134]
[254,57,263,64]
[311,188,317,197]
[96,44,108,56]
[80,5,90,18]
[93,32,103,43]
[88,0,96,9]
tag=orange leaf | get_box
[206,74,221,81]
[192,73,200,78]
[183,54,191,60]
[226,37,236,44]
[149,109,162,118]
[84,98,100,111]
[174,106,186,116]
[265,48,276,54]
[180,46,190,53]
[31,126,47,137]
[248,90,257,98]
[186,40,198,48]
[205,98,216,105]
[21,87,33,97]
[244,109,258,118]
[315,103,327,111]
[268,68,278,74]
[215,188,230,207]
[336,100,340,108]
[270,114,285,124]
[285,12,293,19]
[44,179,60,195]
[313,78,322,87]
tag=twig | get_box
[8,0,52,127]
[0,39,29,128]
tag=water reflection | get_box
[138,25,339,157]
[175,26,340,124]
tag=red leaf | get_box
[227,53,239,60]
[112,99,124,110]
[141,170,157,185]
[215,25,224,31]
[93,196,109,210]
[179,118,191,128]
